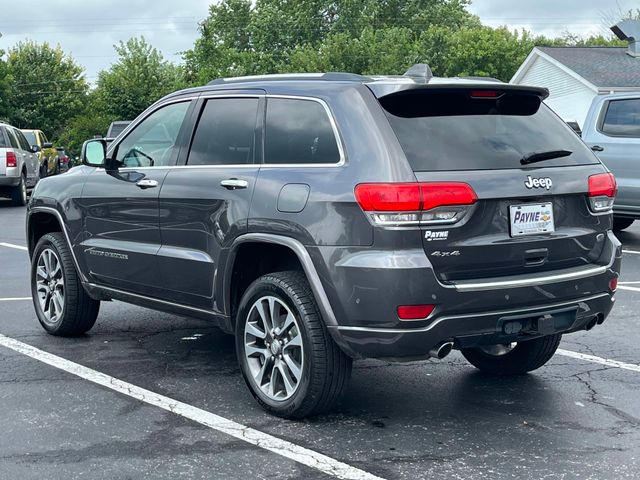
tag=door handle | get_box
[591,145,604,152]
[136,179,159,189]
[220,178,249,190]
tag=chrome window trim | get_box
[334,292,612,334]
[103,92,346,170]
[262,94,346,168]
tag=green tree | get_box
[95,37,186,121]
[5,41,87,138]
[0,50,11,121]
[184,0,481,82]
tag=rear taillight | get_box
[355,182,477,227]
[588,173,617,213]
[6,151,17,168]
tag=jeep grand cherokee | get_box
[27,65,621,418]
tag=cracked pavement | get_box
[0,200,639,479]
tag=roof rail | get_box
[207,72,372,86]
[403,64,433,83]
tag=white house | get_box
[510,21,640,128]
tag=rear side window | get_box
[6,128,20,149]
[0,129,7,148]
[15,130,31,151]
[187,98,259,166]
[601,98,640,137]
[381,89,599,171]
[265,98,340,165]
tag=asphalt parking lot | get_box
[0,199,639,480]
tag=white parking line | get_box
[557,349,640,373]
[0,297,31,302]
[0,334,384,480]
[617,285,640,293]
[622,249,640,255]
[0,242,27,251]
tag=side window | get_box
[114,101,190,168]
[187,98,259,166]
[40,132,49,144]
[6,128,20,149]
[265,98,341,165]
[15,130,31,152]
[602,99,640,137]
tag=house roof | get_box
[536,47,640,89]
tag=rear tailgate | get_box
[378,86,611,283]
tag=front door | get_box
[79,99,194,296]
[158,95,263,310]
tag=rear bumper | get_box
[329,292,614,359]
[321,231,621,360]
[0,172,20,187]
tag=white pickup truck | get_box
[0,122,40,206]
[582,92,640,231]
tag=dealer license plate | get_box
[509,203,554,237]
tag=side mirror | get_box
[81,139,107,167]
[43,142,53,149]
[31,145,40,153]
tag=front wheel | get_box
[460,334,562,375]
[31,232,100,336]
[236,271,352,419]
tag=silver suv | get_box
[0,122,40,205]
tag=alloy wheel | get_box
[35,248,65,325]
[244,295,304,401]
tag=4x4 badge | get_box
[524,176,552,190]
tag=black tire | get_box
[54,159,60,175]
[613,217,634,232]
[40,161,48,179]
[460,334,562,375]
[31,232,100,336]
[236,271,352,419]
[10,173,27,206]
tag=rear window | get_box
[381,89,598,171]
[601,98,640,137]
[0,129,7,148]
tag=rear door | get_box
[379,87,608,283]
[14,129,38,185]
[586,97,640,213]
[79,99,194,296]
[158,93,263,309]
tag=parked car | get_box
[0,122,40,205]
[27,66,621,418]
[106,121,131,140]
[21,129,58,177]
[582,92,640,231]
[55,147,71,173]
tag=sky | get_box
[0,0,637,83]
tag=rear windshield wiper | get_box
[520,149,572,165]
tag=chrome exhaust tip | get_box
[429,341,454,360]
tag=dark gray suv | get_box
[27,66,621,418]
